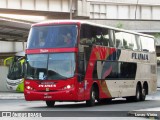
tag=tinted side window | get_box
[80,24,114,47]
[123,33,137,50]
[80,24,95,45]
[115,31,138,50]
[93,61,137,80]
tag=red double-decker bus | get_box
[24,20,157,107]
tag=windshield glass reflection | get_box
[27,25,78,49]
[26,53,75,80]
[8,57,23,80]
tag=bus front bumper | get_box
[24,89,77,101]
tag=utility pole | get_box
[70,0,73,20]
[135,0,139,19]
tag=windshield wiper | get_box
[48,70,69,80]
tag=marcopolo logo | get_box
[132,53,149,61]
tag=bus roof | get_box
[32,20,154,38]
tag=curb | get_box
[0,92,24,99]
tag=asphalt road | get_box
[1,65,160,120]
[0,90,160,119]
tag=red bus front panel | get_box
[24,77,80,101]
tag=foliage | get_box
[153,33,160,39]
[116,22,123,28]
[153,33,160,45]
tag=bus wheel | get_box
[141,88,146,101]
[86,87,96,106]
[46,101,55,107]
[134,85,141,102]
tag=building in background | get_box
[0,0,160,55]
[0,0,160,43]
[1,0,160,91]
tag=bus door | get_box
[77,46,92,100]
[77,51,85,100]
[84,46,93,98]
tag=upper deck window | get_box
[115,31,138,50]
[140,36,155,52]
[27,25,78,49]
[80,24,114,47]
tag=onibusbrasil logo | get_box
[2,112,42,117]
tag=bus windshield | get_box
[27,25,78,49]
[26,53,75,80]
[8,57,23,80]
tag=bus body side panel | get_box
[83,46,120,100]
[114,49,157,97]
[83,45,157,100]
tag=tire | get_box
[126,85,142,102]
[86,87,96,106]
[46,101,55,107]
[134,85,141,102]
[141,88,146,101]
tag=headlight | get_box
[26,86,34,90]
[67,85,71,89]
[62,85,74,90]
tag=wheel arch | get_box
[92,82,99,100]
[143,81,149,95]
[137,81,142,91]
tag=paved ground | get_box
[0,89,160,109]
[0,89,160,119]
[0,91,24,99]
